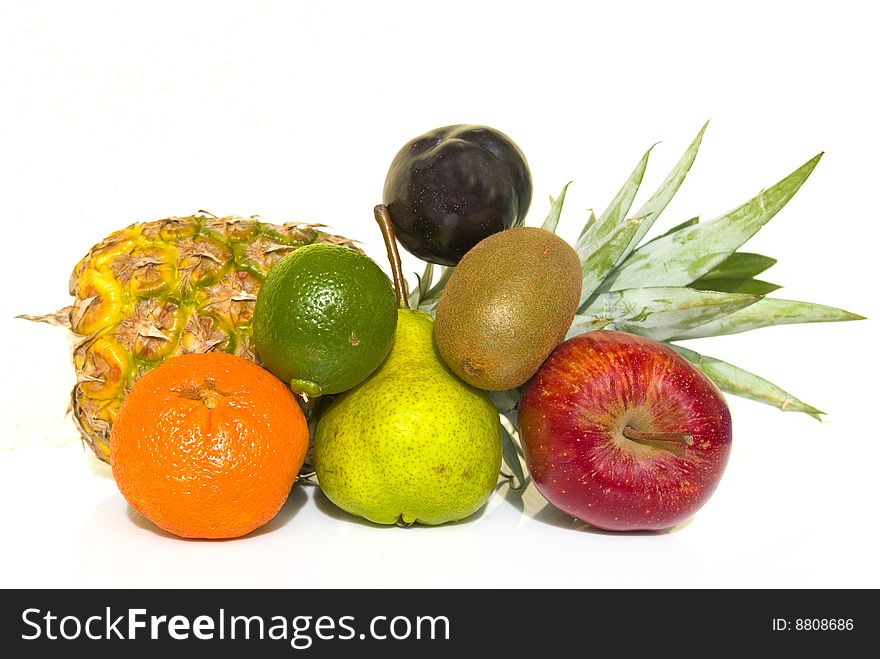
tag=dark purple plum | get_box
[383,125,532,266]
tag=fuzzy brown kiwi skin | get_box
[434,227,582,391]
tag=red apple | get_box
[518,330,732,531]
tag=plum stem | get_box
[374,204,410,310]
[622,426,694,452]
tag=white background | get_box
[1,0,878,588]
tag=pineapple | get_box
[25,213,359,462]
[406,123,863,484]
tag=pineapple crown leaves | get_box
[410,122,865,423]
[669,345,825,421]
[567,126,861,419]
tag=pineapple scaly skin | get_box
[65,213,359,462]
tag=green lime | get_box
[253,244,398,397]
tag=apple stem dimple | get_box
[622,426,694,452]
[374,204,411,310]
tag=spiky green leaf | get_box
[690,278,782,295]
[565,315,613,340]
[500,424,526,490]
[488,389,519,415]
[581,287,760,341]
[669,298,865,340]
[578,209,598,241]
[641,216,699,247]
[418,297,440,316]
[578,145,653,248]
[698,252,777,281]
[578,216,646,308]
[422,265,453,302]
[619,122,708,261]
[419,262,434,297]
[669,344,824,420]
[601,154,823,291]
[542,182,572,234]
[410,274,423,307]
[409,261,435,308]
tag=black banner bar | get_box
[0,589,868,656]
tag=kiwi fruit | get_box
[434,227,582,391]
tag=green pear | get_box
[313,309,502,525]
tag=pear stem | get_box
[374,204,410,310]
[622,426,694,450]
